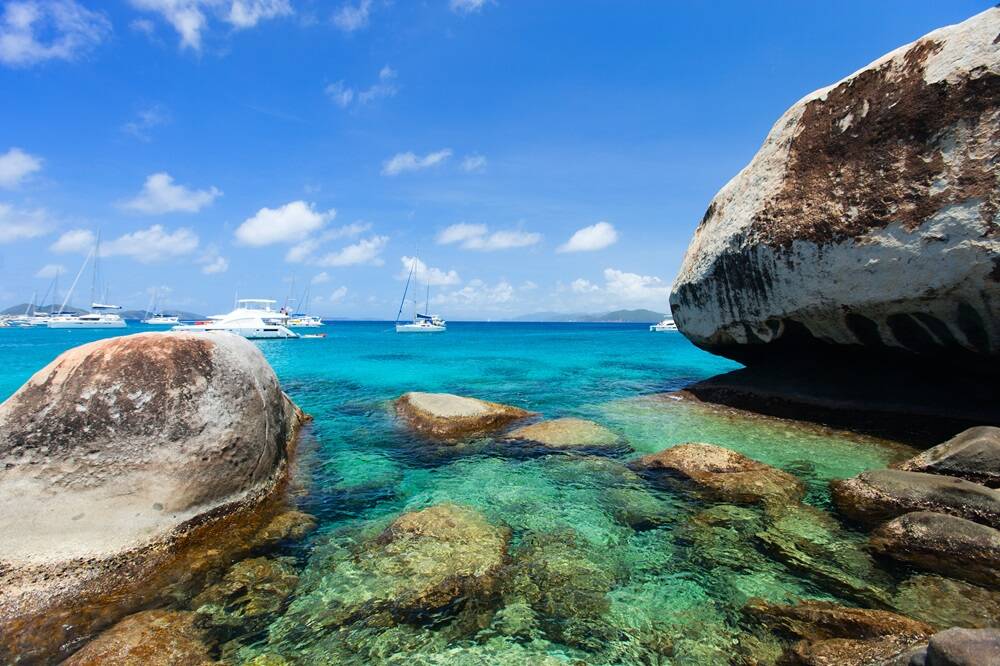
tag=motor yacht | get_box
[649,318,678,332]
[173,299,298,339]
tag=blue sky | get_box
[0,0,992,318]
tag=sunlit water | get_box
[0,322,922,664]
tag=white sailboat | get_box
[172,299,298,339]
[141,289,180,325]
[48,235,126,329]
[395,259,446,333]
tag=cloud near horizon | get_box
[557,221,618,253]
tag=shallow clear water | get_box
[0,322,920,664]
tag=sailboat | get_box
[48,233,126,329]
[395,259,446,333]
[141,289,180,325]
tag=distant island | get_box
[509,309,668,323]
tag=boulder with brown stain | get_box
[830,469,1000,529]
[628,442,805,505]
[894,426,1000,488]
[668,8,1000,370]
[62,609,217,666]
[869,511,1000,588]
[395,392,532,440]
[0,332,305,663]
[504,418,626,451]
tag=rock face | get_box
[0,332,305,663]
[830,469,1000,529]
[869,511,1000,588]
[628,443,805,505]
[62,610,215,666]
[504,418,623,450]
[395,392,532,440]
[668,8,1000,370]
[921,627,1000,666]
[894,426,1000,488]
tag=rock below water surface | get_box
[0,332,306,663]
[503,417,626,452]
[668,8,1000,372]
[61,609,216,666]
[395,392,532,440]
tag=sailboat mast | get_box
[396,260,415,324]
[90,231,101,307]
[60,247,94,315]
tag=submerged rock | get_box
[395,392,532,440]
[894,575,1000,630]
[830,469,1000,529]
[894,427,1000,488]
[628,443,805,505]
[869,511,1000,588]
[504,418,625,451]
[0,332,305,663]
[62,609,215,666]
[668,8,1000,370]
[253,510,318,549]
[786,635,926,666]
[192,556,300,641]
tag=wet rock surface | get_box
[894,427,1000,488]
[830,469,1000,529]
[62,609,217,666]
[870,511,1000,588]
[894,575,1000,631]
[395,392,532,440]
[504,418,624,451]
[668,7,1000,371]
[920,627,1000,666]
[628,442,805,505]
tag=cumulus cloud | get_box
[460,154,487,173]
[35,263,65,278]
[557,221,618,253]
[434,279,514,308]
[326,65,397,109]
[570,278,598,293]
[602,268,670,303]
[50,227,94,253]
[236,200,336,246]
[198,246,228,274]
[122,104,169,142]
[0,203,49,243]
[122,172,221,214]
[436,222,541,251]
[102,224,200,262]
[285,220,370,263]
[315,235,388,267]
[311,271,330,284]
[450,0,488,14]
[0,147,42,188]
[328,285,347,302]
[381,149,451,176]
[130,0,292,50]
[0,0,110,67]
[332,0,371,32]
[398,256,461,286]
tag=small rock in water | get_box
[394,392,533,440]
[628,442,805,506]
[504,417,626,451]
[254,510,318,548]
[870,511,1000,588]
[894,575,1000,630]
[894,426,1000,488]
[62,609,215,666]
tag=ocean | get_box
[0,322,919,664]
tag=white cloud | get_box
[311,271,330,284]
[602,268,670,303]
[235,200,336,246]
[557,221,618,253]
[122,172,222,214]
[0,0,110,67]
[0,203,49,243]
[35,263,65,278]
[316,235,388,267]
[434,279,514,307]
[102,224,200,262]
[460,154,487,173]
[450,0,488,14]
[325,81,354,108]
[381,149,452,176]
[570,278,598,293]
[332,0,371,32]
[0,147,42,188]
[326,65,397,109]
[437,222,541,251]
[398,256,461,286]
[198,246,228,274]
[50,228,94,253]
[285,220,370,263]
[328,285,347,302]
[122,104,169,141]
[130,0,291,50]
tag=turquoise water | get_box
[0,323,922,664]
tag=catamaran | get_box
[649,318,678,332]
[172,299,298,339]
[48,234,126,329]
[141,289,180,325]
[395,259,446,333]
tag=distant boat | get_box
[649,318,678,332]
[48,234,126,329]
[173,299,298,339]
[395,259,446,333]
[141,288,180,325]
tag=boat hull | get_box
[395,324,446,333]
[48,319,127,329]
[172,325,299,339]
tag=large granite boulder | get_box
[830,469,1000,529]
[668,8,1000,370]
[869,511,1000,588]
[894,427,1000,488]
[395,392,532,440]
[628,442,805,505]
[0,332,305,663]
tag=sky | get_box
[0,0,992,319]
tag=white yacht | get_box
[286,313,323,327]
[650,318,678,332]
[48,237,127,329]
[173,299,298,339]
[395,259,446,333]
[141,289,180,325]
